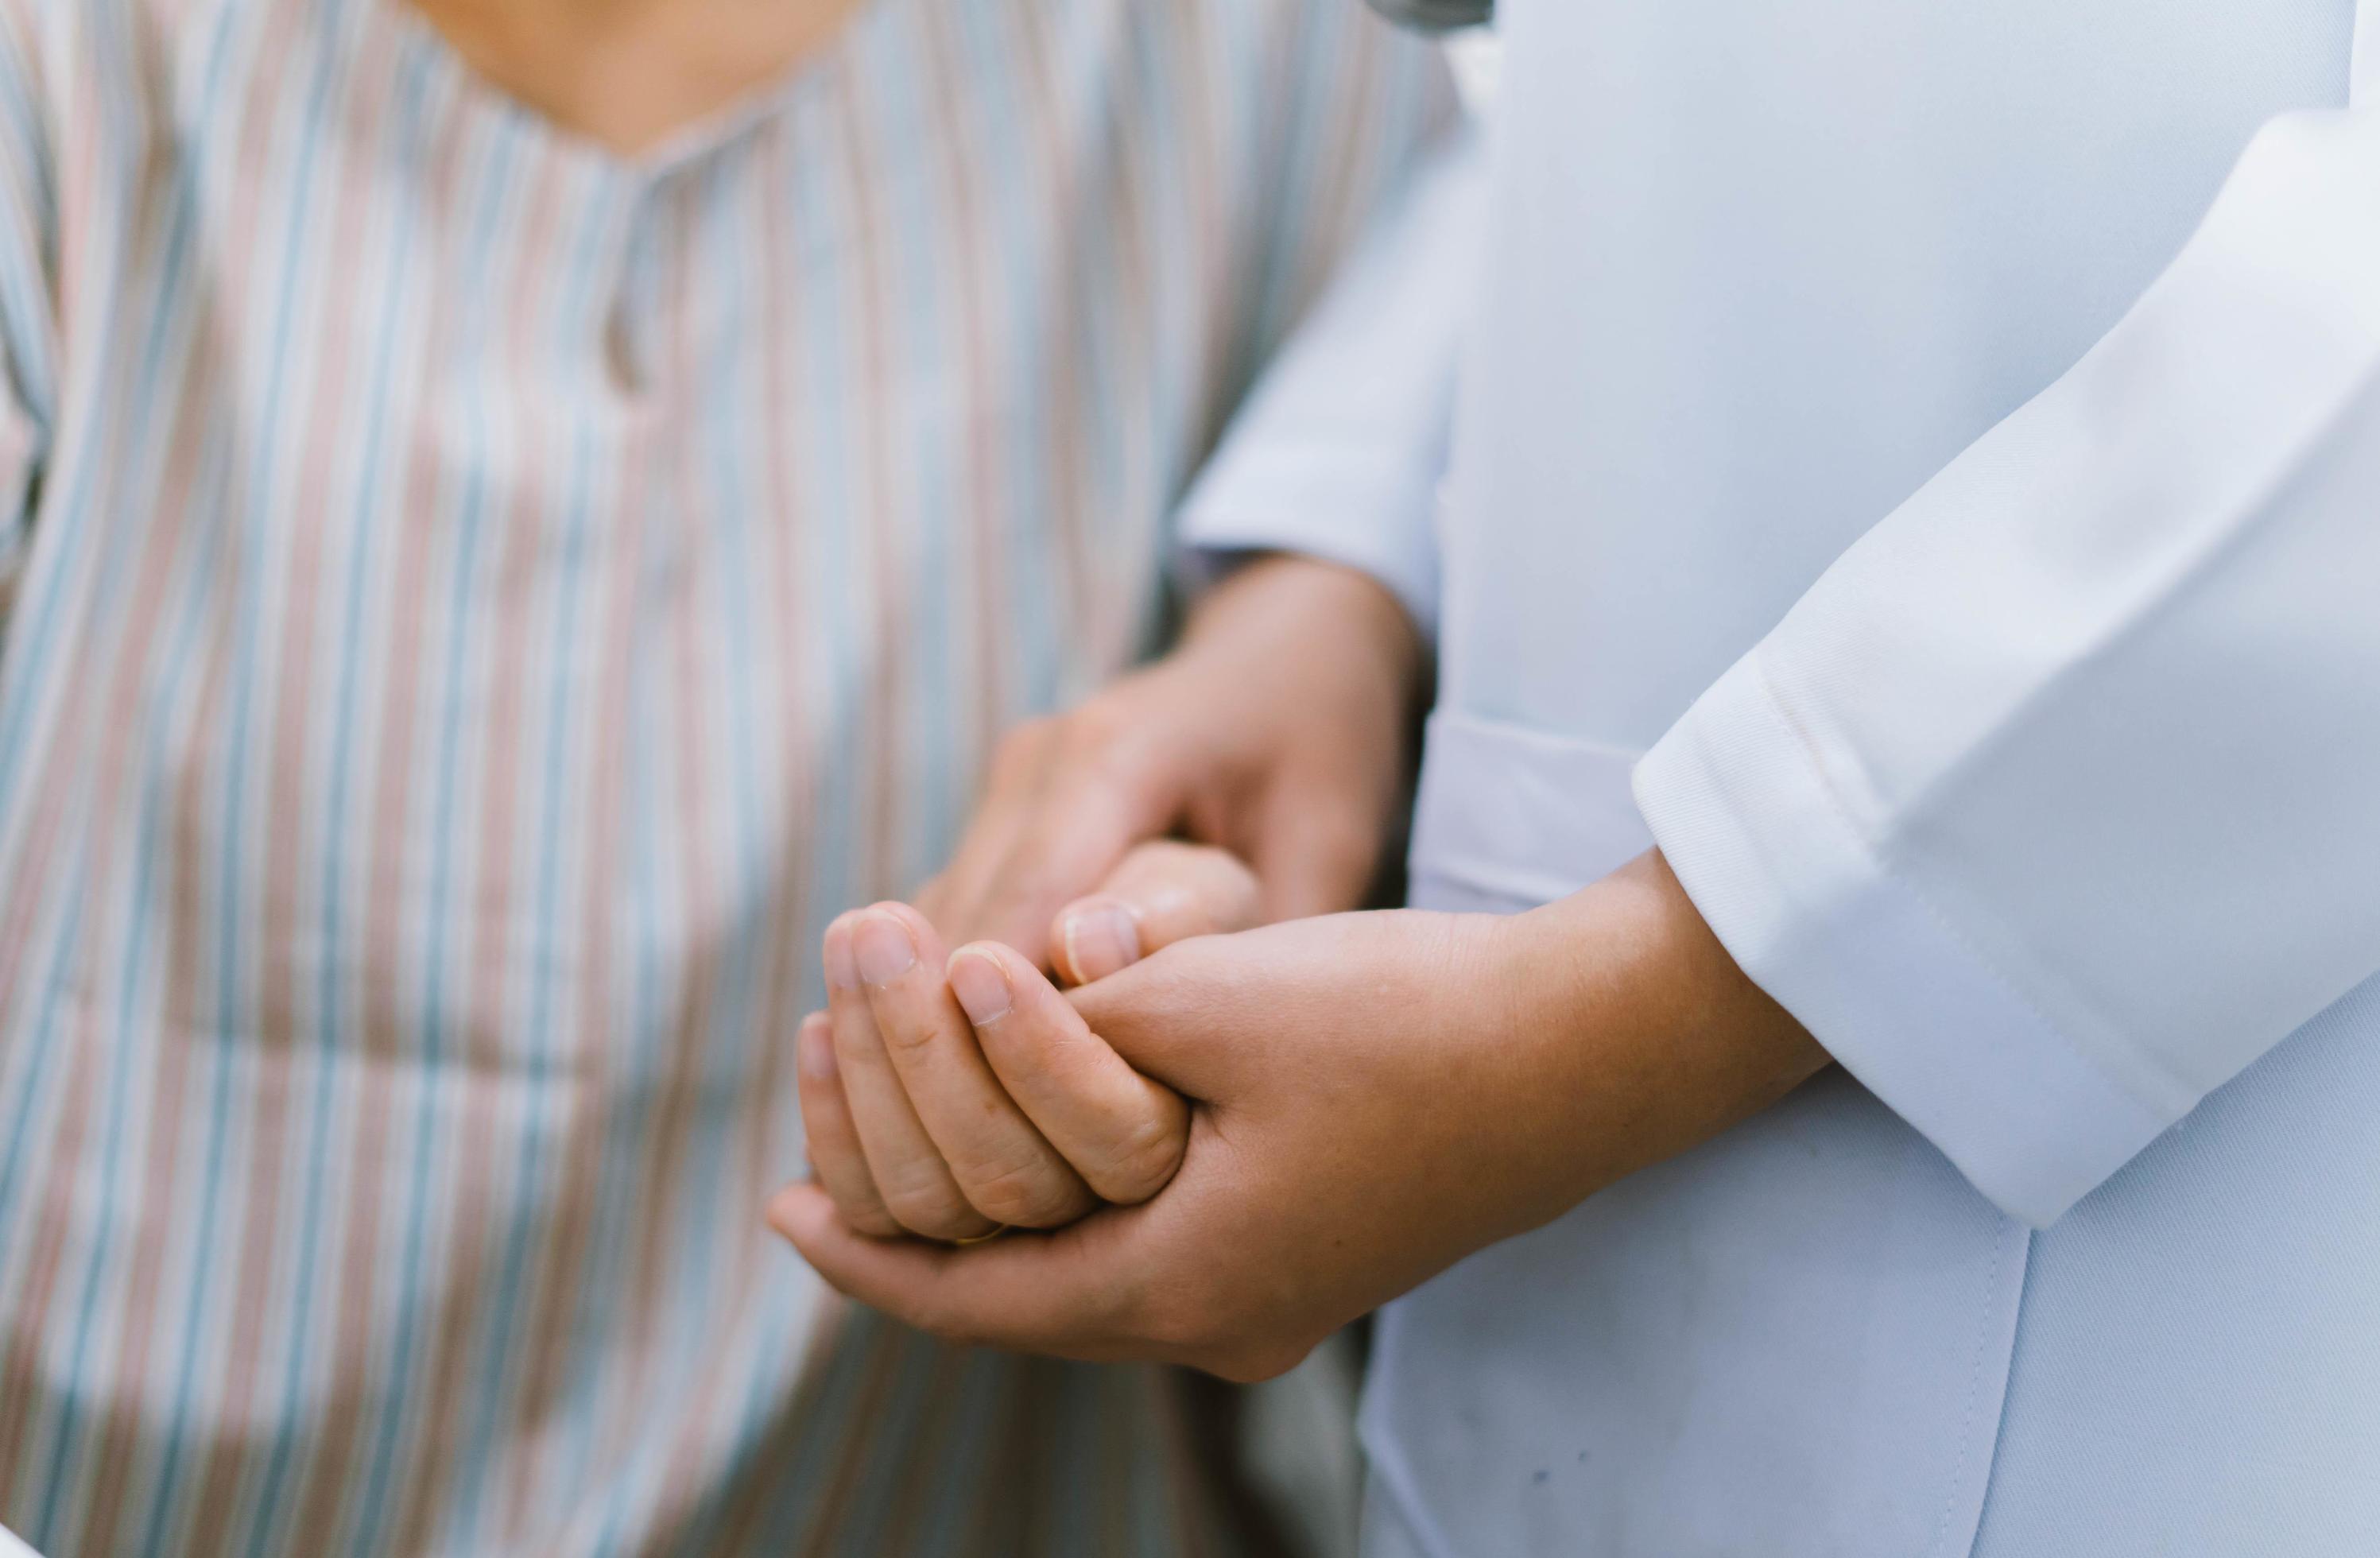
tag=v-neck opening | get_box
[382,0,901,182]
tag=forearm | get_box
[1174,552,1426,715]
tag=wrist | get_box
[1498,851,1828,1211]
[1181,553,1427,707]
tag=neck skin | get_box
[412,0,872,154]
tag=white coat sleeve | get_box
[1635,91,2380,1229]
[1174,128,1484,638]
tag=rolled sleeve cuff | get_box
[1173,452,1442,639]
[1633,653,2184,1228]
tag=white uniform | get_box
[1183,1,2380,1552]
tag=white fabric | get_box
[1643,86,2380,1224]
[1183,0,2380,1552]
[1173,130,1483,638]
[2358,0,2378,103]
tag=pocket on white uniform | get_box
[1406,707,1650,912]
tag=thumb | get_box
[1048,840,1262,986]
[1064,932,1266,1106]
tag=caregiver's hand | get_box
[800,842,1259,1241]
[916,554,1424,969]
[771,851,1830,1381]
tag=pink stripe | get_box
[0,0,312,1521]
[754,114,821,1100]
[269,24,454,1551]
[842,43,908,898]
[0,48,140,1079]
[64,113,300,1546]
[277,52,485,1556]
[638,116,827,1540]
[0,103,203,1420]
[0,1004,101,1504]
[183,9,421,1542]
[628,160,796,1540]
[498,203,654,1544]
[385,138,575,1556]
[594,180,725,1506]
[1165,0,1237,459]
[1012,1,1095,713]
[916,5,1010,785]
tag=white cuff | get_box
[1173,453,1441,638]
[1634,653,2186,1228]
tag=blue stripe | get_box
[20,144,209,1556]
[869,13,960,886]
[446,179,621,1550]
[172,0,346,1532]
[244,33,439,1558]
[345,110,527,1558]
[642,143,786,1545]
[956,1,1063,713]
[110,13,254,1550]
[582,397,679,1558]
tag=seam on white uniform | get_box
[1748,652,2188,1119]
[1925,1218,2021,1558]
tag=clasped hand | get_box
[793,840,1256,1246]
[769,557,1825,1380]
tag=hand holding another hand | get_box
[797,841,1258,1243]
[776,851,1828,1382]
[793,551,1428,1250]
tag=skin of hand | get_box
[800,841,1259,1241]
[800,552,1414,1242]
[769,850,1831,1383]
[913,554,1428,961]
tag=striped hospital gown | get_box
[0,1,1456,1552]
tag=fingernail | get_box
[800,1016,838,1079]
[852,913,917,986]
[947,949,1013,1025]
[1061,901,1142,984]
[823,919,859,990]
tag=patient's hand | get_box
[799,842,1257,1241]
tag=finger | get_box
[824,913,1000,1242]
[793,1012,903,1238]
[964,741,1174,960]
[766,1180,1142,1361]
[853,905,1098,1229]
[1049,840,1264,986]
[948,940,1189,1205]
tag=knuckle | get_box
[1056,698,1121,753]
[874,1012,940,1059]
[989,719,1057,783]
[847,1203,906,1240]
[1097,1114,1188,1206]
[1056,705,1150,786]
[963,1157,1083,1229]
[881,1176,985,1242]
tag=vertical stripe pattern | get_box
[0,0,1456,1552]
